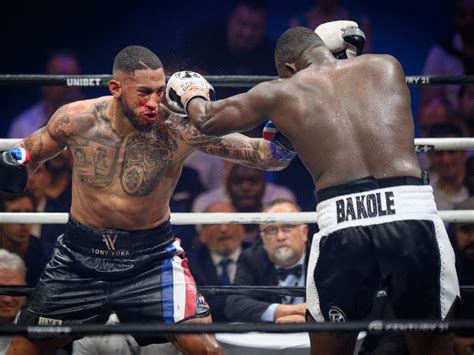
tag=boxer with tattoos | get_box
[2,45,292,355]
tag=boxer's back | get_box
[272,54,421,191]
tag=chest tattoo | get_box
[120,132,178,196]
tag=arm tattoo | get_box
[48,113,75,144]
[71,101,121,188]
[21,128,45,158]
[179,120,285,170]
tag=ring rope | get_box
[0,285,306,297]
[2,138,474,151]
[0,320,471,337]
[2,285,473,298]
[0,74,473,87]
[1,210,473,224]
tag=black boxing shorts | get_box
[17,217,209,344]
[307,176,459,323]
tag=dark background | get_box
[1,0,455,137]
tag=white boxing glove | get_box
[166,71,215,115]
[315,20,366,59]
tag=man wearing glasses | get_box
[225,198,308,323]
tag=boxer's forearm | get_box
[225,138,291,171]
[194,133,290,171]
[187,98,218,134]
[187,97,247,136]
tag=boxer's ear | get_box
[109,79,121,98]
[285,63,297,76]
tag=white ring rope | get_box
[0,139,21,150]
[414,138,474,151]
[0,211,473,224]
[2,138,474,151]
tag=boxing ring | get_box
[1,73,474,353]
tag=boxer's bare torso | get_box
[17,94,286,230]
[189,54,421,192]
[266,54,422,190]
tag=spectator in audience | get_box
[420,0,474,110]
[170,165,206,251]
[451,198,474,355]
[417,96,454,139]
[225,199,308,323]
[44,151,72,201]
[8,51,83,138]
[188,201,246,322]
[0,192,48,285]
[22,156,73,257]
[273,156,320,216]
[40,156,74,258]
[288,0,373,53]
[25,164,51,240]
[179,0,273,75]
[416,97,455,171]
[184,152,227,191]
[460,84,474,117]
[0,249,28,353]
[193,164,295,244]
[464,156,474,196]
[428,123,469,211]
[0,249,26,323]
[458,84,474,137]
[176,0,275,98]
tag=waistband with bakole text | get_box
[316,184,437,231]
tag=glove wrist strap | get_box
[183,87,210,114]
[270,141,296,162]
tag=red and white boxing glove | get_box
[166,71,215,115]
[315,20,366,59]
[262,121,296,162]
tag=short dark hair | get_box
[0,190,36,212]
[113,45,163,74]
[275,27,323,73]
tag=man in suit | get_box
[0,249,28,353]
[187,201,246,321]
[0,192,49,285]
[225,198,308,323]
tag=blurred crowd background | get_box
[0,0,460,136]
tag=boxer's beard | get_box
[274,246,296,264]
[122,101,155,132]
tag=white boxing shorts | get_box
[307,176,459,323]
